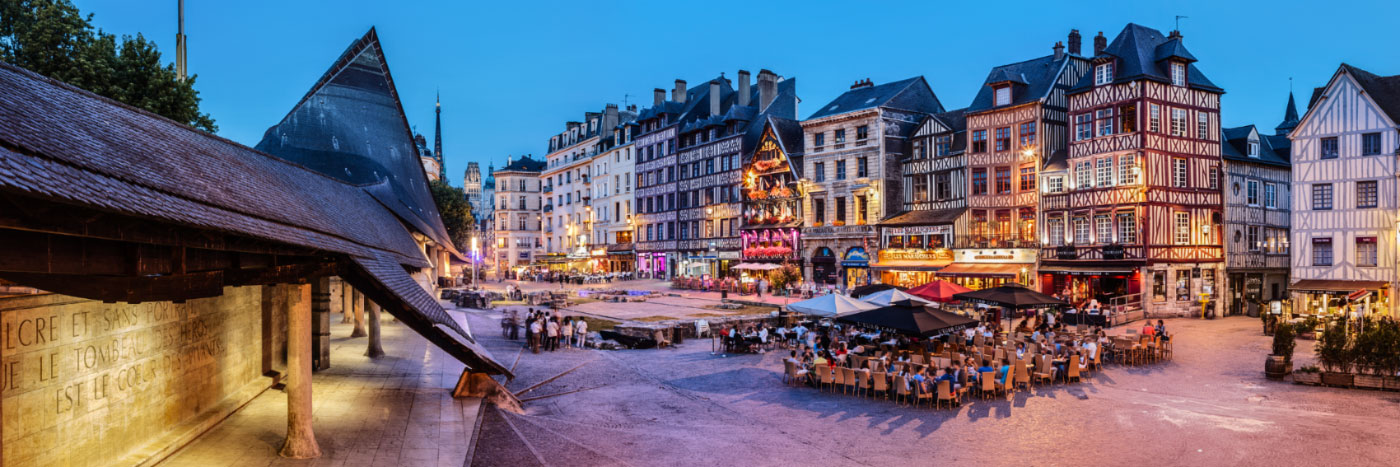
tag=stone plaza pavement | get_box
[465,309,1400,467]
[160,313,485,467]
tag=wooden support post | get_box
[340,279,353,324]
[350,289,366,338]
[280,284,321,459]
[365,300,385,358]
[453,369,523,414]
[311,277,331,371]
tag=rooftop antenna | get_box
[623,93,630,108]
[1174,15,1188,32]
[176,0,187,81]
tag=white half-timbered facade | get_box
[1221,123,1292,316]
[873,110,967,288]
[1288,64,1400,318]
[1039,24,1225,317]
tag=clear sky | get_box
[75,0,1400,186]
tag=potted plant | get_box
[1297,316,1320,339]
[1316,322,1354,387]
[833,220,846,227]
[1294,365,1322,385]
[1265,322,1294,380]
[1378,319,1400,390]
[1354,321,1386,389]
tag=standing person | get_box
[574,317,588,348]
[756,278,765,298]
[561,317,574,351]
[507,309,520,340]
[546,317,561,351]
[528,316,542,354]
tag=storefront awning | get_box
[1037,265,1138,276]
[935,263,1023,278]
[870,260,952,272]
[1289,279,1390,293]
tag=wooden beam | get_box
[225,262,337,286]
[0,271,225,302]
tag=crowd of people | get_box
[502,308,589,353]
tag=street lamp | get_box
[470,236,479,289]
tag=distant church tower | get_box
[1275,90,1300,136]
[434,93,447,181]
[175,0,187,81]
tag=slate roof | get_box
[969,55,1084,113]
[806,76,944,120]
[0,59,508,376]
[881,207,967,226]
[1340,64,1400,124]
[764,115,806,178]
[1221,125,1290,168]
[254,28,453,252]
[739,77,801,154]
[1043,148,1070,171]
[499,155,546,172]
[1070,23,1221,94]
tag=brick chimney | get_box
[673,79,687,104]
[653,88,665,106]
[1053,41,1065,60]
[757,69,778,113]
[850,78,873,90]
[1168,29,1183,40]
[1093,31,1107,55]
[604,104,619,131]
[1068,29,1081,56]
[737,70,751,107]
[709,80,721,116]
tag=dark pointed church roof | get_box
[254,27,453,250]
[1275,91,1300,136]
[1070,23,1221,94]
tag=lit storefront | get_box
[812,247,838,284]
[1289,280,1391,320]
[937,248,1035,290]
[637,252,669,279]
[606,242,635,272]
[842,247,871,289]
[872,225,955,288]
[1038,265,1141,304]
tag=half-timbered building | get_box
[741,116,805,275]
[948,33,1090,291]
[1039,24,1225,317]
[873,109,966,287]
[1288,64,1400,318]
[1221,121,1292,317]
[632,78,712,279]
[800,77,944,289]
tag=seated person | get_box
[1141,323,1157,337]
[996,359,1012,386]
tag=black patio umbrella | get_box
[951,284,1066,309]
[850,283,905,298]
[837,304,978,337]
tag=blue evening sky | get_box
[76,0,1399,186]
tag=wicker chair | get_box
[936,380,956,409]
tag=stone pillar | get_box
[366,300,385,358]
[351,289,367,338]
[311,277,331,371]
[341,280,353,324]
[280,283,321,459]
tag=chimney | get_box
[507,155,513,167]
[1053,41,1065,60]
[1168,29,1183,40]
[709,80,721,116]
[673,79,687,104]
[850,78,874,90]
[738,70,751,107]
[604,104,619,131]
[653,88,665,106]
[757,69,778,113]
[1093,31,1107,55]
[1068,29,1081,56]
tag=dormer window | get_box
[994,86,1011,106]
[1171,62,1187,86]
[1248,140,1260,158]
[1094,62,1114,86]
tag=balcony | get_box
[581,174,591,185]
[953,236,1041,250]
[543,184,553,194]
[1040,244,1146,261]
[543,204,553,213]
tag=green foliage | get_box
[1271,322,1295,360]
[430,179,473,251]
[0,0,215,131]
[1353,318,1400,376]
[1315,320,1354,373]
[768,261,801,292]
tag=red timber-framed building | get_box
[1039,24,1225,317]
[949,31,1090,291]
[740,116,805,274]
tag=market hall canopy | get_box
[905,280,972,303]
[787,293,879,318]
[837,304,978,337]
[851,282,904,298]
[861,289,933,307]
[952,284,1066,309]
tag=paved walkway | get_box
[161,312,484,467]
[465,313,1400,466]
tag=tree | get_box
[430,179,474,252]
[0,0,216,131]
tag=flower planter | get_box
[1264,356,1291,380]
[1385,376,1400,391]
[1355,374,1385,389]
[1297,332,1316,340]
[1321,372,1353,388]
[1293,372,1321,385]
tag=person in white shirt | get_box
[574,318,588,348]
[964,327,976,346]
[546,318,560,351]
[1046,312,1056,329]
[560,317,574,351]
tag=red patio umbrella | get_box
[906,280,972,303]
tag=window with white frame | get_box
[1094,62,1114,85]
[1095,214,1112,244]
[1096,108,1116,137]
[1149,104,1161,133]
[1357,237,1378,267]
[1170,109,1188,136]
[1073,217,1090,244]
[1118,154,1137,184]
[1174,212,1190,245]
[1046,176,1064,193]
[1246,180,1260,206]
[1117,213,1136,243]
[1248,141,1259,157]
[1264,183,1277,208]
[1171,62,1187,86]
[1247,225,1260,252]
[1075,162,1092,189]
[1197,113,1208,139]
[1172,158,1187,187]
[1312,238,1332,266]
[1096,158,1114,187]
[1048,218,1066,246]
[1074,114,1093,141]
[995,86,1011,106]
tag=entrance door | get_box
[1229,273,1243,316]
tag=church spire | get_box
[1275,87,1300,136]
[434,92,446,180]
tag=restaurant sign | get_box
[1102,244,1125,260]
[1056,246,1078,259]
[878,248,953,262]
